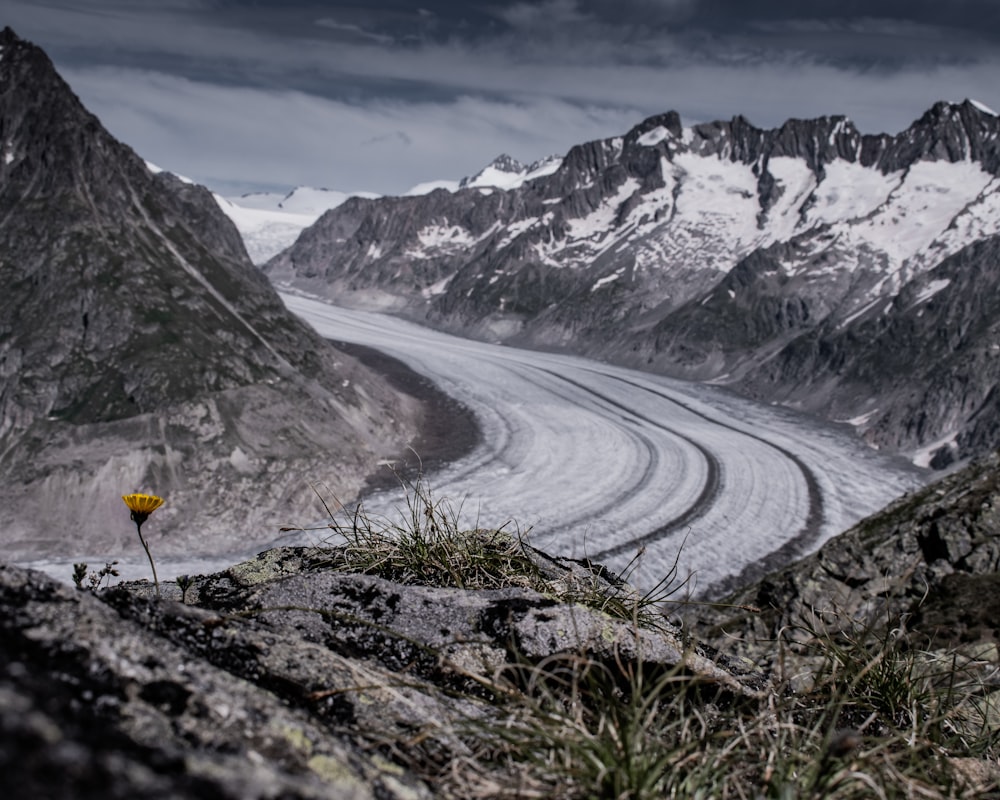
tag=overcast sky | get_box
[7,1,1000,196]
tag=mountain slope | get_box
[215,156,563,265]
[0,27,423,562]
[736,236,1000,467]
[266,102,1000,466]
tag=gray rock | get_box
[0,542,769,797]
[0,562,432,799]
[740,236,1000,465]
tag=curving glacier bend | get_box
[279,294,924,597]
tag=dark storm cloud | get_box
[4,0,1000,194]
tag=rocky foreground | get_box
[3,453,1000,798]
[1,544,764,799]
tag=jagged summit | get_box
[460,153,526,184]
[616,100,1000,176]
[0,27,422,560]
[0,25,27,50]
[266,98,1000,468]
[0,26,291,427]
[920,97,999,122]
[968,97,999,116]
[628,110,684,141]
[457,152,563,191]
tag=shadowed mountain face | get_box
[0,27,423,562]
[266,100,1000,468]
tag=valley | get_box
[0,25,985,597]
[265,103,1000,469]
[186,293,922,598]
[3,17,999,797]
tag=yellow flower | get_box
[122,492,165,597]
[122,493,164,515]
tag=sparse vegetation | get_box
[277,476,1000,799]
[56,475,1000,798]
[71,561,87,589]
[286,474,689,630]
[72,560,121,590]
[176,573,194,603]
[409,615,998,799]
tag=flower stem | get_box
[134,521,160,597]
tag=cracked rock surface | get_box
[0,544,767,798]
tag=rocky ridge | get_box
[457,153,564,191]
[0,27,424,563]
[266,102,1000,466]
[692,448,1000,666]
[0,544,765,799]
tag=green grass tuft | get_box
[299,474,688,630]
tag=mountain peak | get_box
[888,98,1000,173]
[457,152,562,191]
[627,111,684,146]
[459,154,526,188]
[967,97,999,116]
[489,153,527,173]
[915,98,997,126]
[0,27,53,74]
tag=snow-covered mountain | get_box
[458,153,563,191]
[405,154,562,196]
[265,101,1000,468]
[218,157,562,263]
